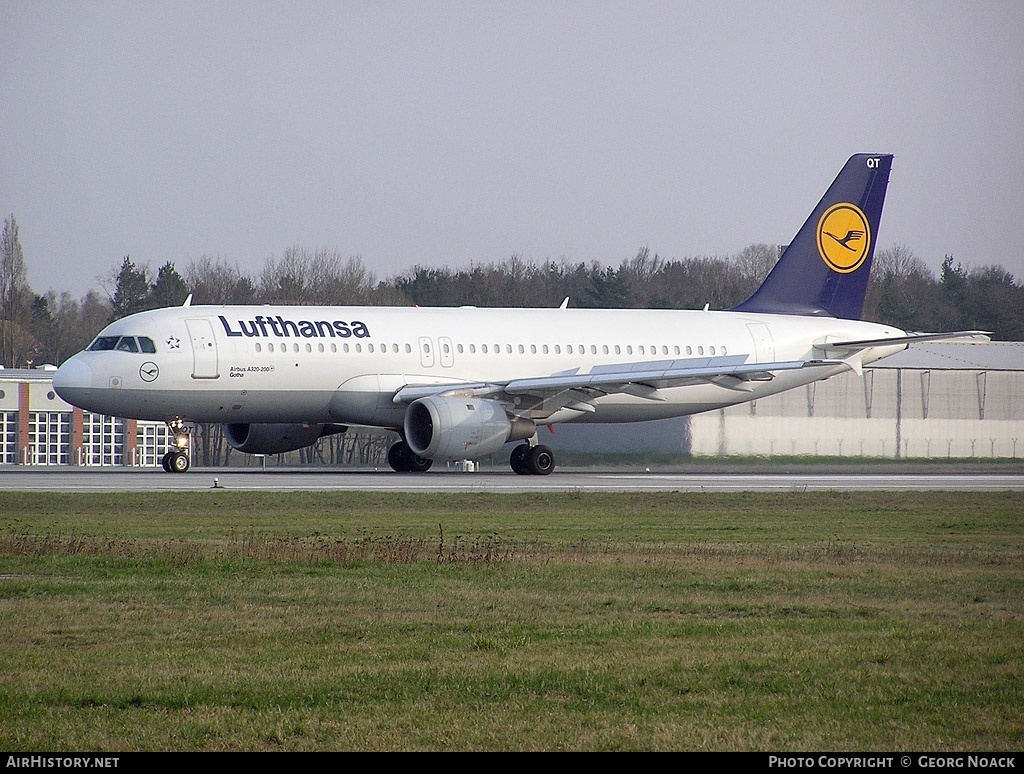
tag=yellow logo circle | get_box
[816,203,871,273]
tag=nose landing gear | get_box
[161,420,192,473]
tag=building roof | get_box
[0,366,60,382]
[867,340,1024,371]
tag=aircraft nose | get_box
[52,357,93,403]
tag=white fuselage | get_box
[53,304,907,429]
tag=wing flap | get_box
[392,355,845,405]
[503,357,836,394]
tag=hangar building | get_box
[542,340,1024,462]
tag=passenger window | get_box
[139,337,157,353]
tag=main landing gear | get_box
[386,439,555,475]
[387,440,433,473]
[509,443,555,476]
[161,420,192,473]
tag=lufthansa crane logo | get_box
[817,203,871,273]
[140,362,160,382]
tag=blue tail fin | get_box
[730,153,893,319]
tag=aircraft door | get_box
[418,337,435,368]
[746,323,775,363]
[438,337,454,368]
[185,318,220,379]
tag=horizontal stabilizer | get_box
[818,330,991,350]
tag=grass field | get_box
[0,490,1021,751]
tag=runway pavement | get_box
[3,466,1024,492]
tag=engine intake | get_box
[404,397,535,461]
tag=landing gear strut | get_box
[510,443,555,475]
[387,440,433,473]
[161,420,192,473]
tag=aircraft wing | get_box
[392,354,845,408]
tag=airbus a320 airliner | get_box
[53,154,982,474]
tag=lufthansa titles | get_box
[219,314,370,339]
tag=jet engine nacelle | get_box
[223,422,345,455]
[404,397,535,461]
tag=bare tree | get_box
[184,256,257,304]
[259,247,381,305]
[733,243,780,295]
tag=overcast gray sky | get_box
[3,0,1022,302]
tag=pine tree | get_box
[108,256,150,322]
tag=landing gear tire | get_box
[510,443,530,475]
[387,441,433,473]
[527,444,555,475]
[510,443,555,475]
[162,450,190,473]
[161,420,192,474]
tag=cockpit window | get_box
[89,336,120,351]
[89,335,155,353]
